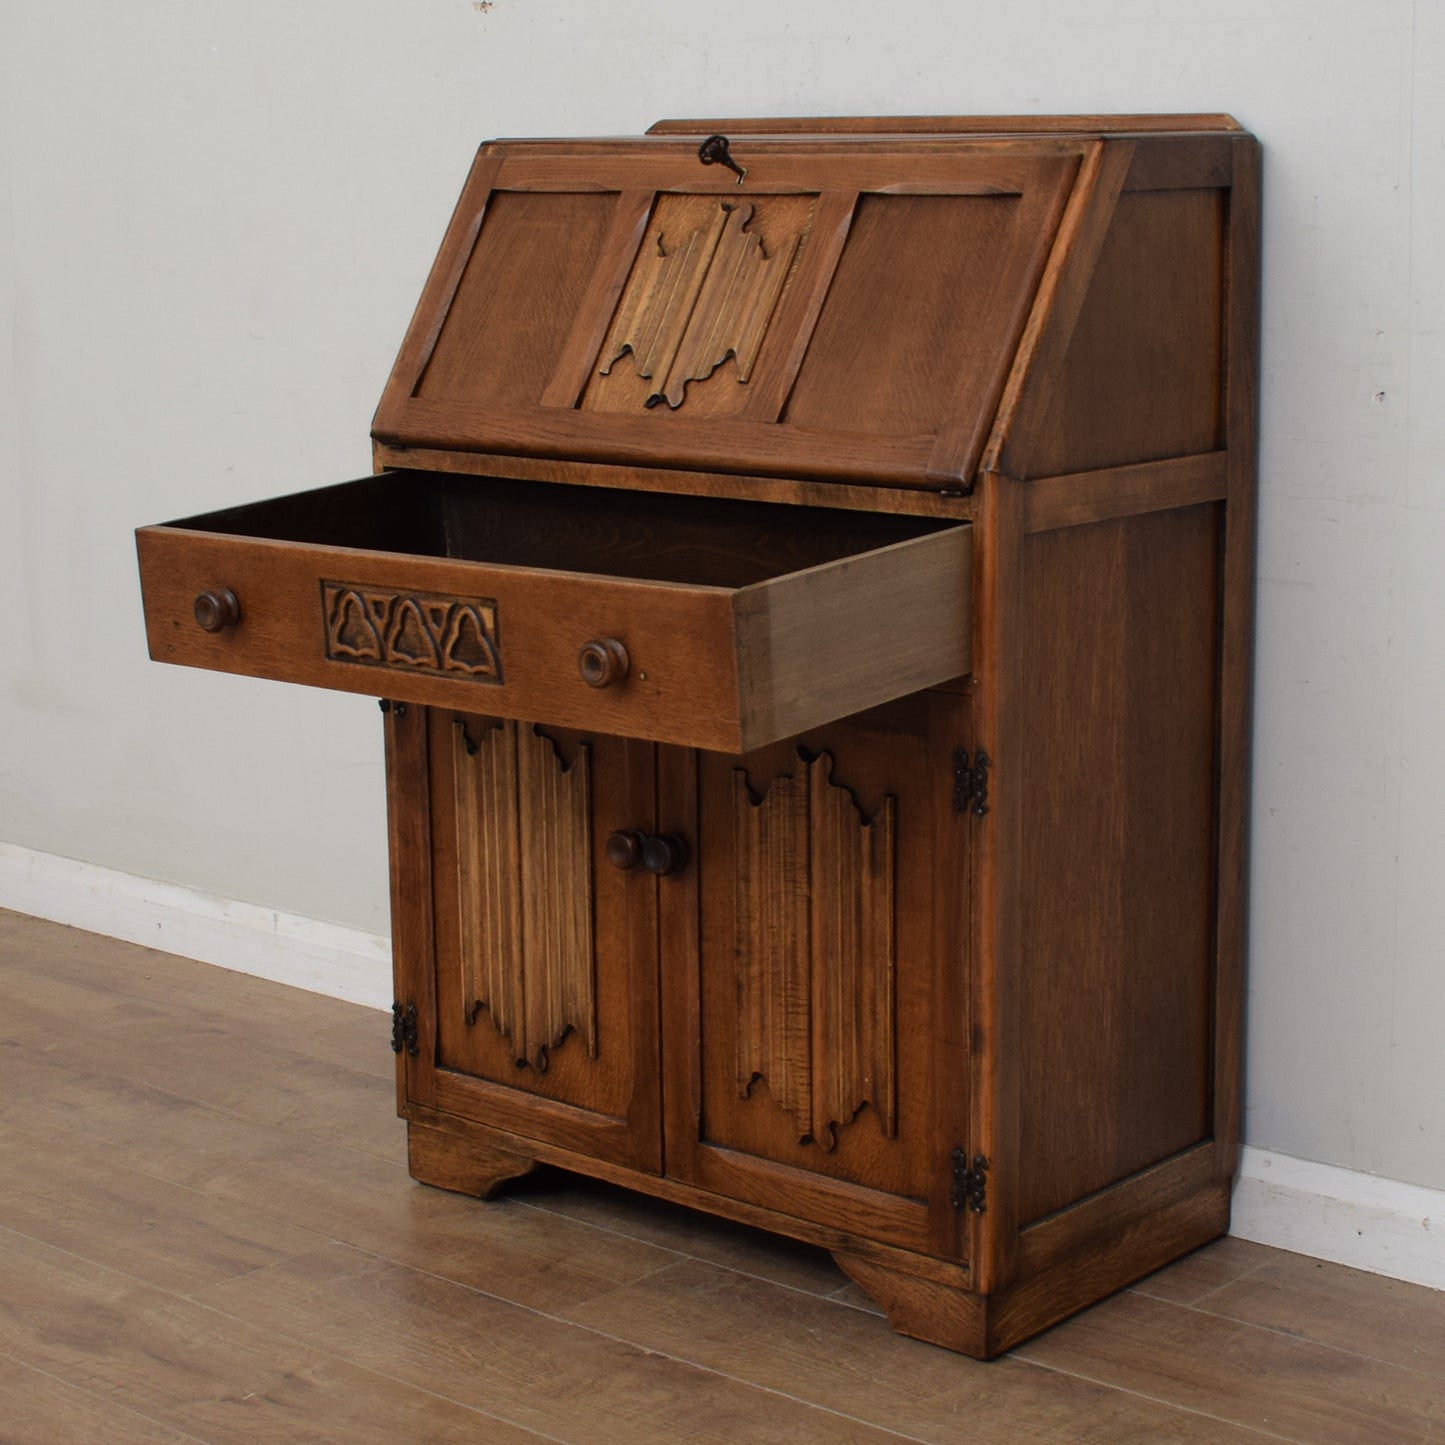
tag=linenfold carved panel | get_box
[322,582,501,682]
[597,195,807,410]
[452,718,595,1072]
[734,750,897,1151]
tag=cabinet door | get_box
[405,708,662,1172]
[661,690,971,1257]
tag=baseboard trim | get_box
[0,841,390,1011]
[1233,1146,1445,1291]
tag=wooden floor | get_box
[1,911,1443,1443]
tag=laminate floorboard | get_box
[2,907,1441,1443]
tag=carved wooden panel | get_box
[451,717,595,1071]
[323,582,500,682]
[734,749,897,1150]
[595,195,810,411]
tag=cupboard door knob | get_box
[578,638,629,688]
[641,833,689,877]
[193,588,241,632]
[606,829,647,871]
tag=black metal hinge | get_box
[951,1149,989,1213]
[952,749,991,817]
[391,1001,418,1057]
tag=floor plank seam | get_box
[1170,1292,1445,1381]
[0,1043,412,1172]
[1004,1351,1302,1442]
[1132,1251,1278,1310]
[329,1242,936,1443]
[0,1344,215,1444]
[33,1256,572,1445]
[515,1196,859,1303]
[0,1136,344,1267]
[513,1196,697,1269]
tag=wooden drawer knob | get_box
[577,638,629,688]
[606,829,646,871]
[193,588,241,632]
[641,833,689,877]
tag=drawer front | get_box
[137,519,971,752]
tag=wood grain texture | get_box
[1016,1283,1445,1442]
[965,470,1027,1293]
[647,114,1246,136]
[980,139,1132,476]
[407,1116,538,1199]
[369,445,979,515]
[371,140,1081,489]
[591,195,809,413]
[385,699,435,1115]
[138,474,969,752]
[1213,137,1261,1182]
[1016,505,1220,1225]
[199,1241,907,1445]
[374,148,503,413]
[539,188,656,410]
[733,750,896,1151]
[0,1354,201,1445]
[415,189,615,409]
[731,522,972,747]
[679,693,971,1257]
[0,1225,544,1444]
[453,718,596,1071]
[1021,451,1228,533]
[425,712,662,1172]
[557,1254,1270,1443]
[837,1177,1228,1359]
[1000,186,1227,479]
[18,914,1427,1425]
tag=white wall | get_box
[3,1,1442,1196]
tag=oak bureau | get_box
[136,114,1259,1356]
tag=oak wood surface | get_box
[370,445,981,515]
[1001,187,1227,479]
[676,692,971,1257]
[1015,504,1221,1224]
[423,712,662,1171]
[1214,136,1262,1181]
[372,137,1083,489]
[981,139,1132,477]
[1021,451,1228,532]
[138,474,970,753]
[646,114,1246,135]
[415,190,615,409]
[966,470,1027,1292]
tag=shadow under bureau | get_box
[136,113,1259,1357]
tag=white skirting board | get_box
[0,841,391,1011]
[2,840,1441,1293]
[1232,1147,1444,1292]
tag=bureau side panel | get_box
[1016,503,1221,1226]
[1000,186,1226,481]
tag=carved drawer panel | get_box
[137,471,971,752]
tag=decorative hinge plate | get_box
[391,1001,419,1057]
[952,749,991,817]
[951,1149,989,1213]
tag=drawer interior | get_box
[170,470,959,588]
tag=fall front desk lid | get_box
[371,130,1091,491]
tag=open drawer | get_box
[136,471,971,752]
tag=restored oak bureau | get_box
[136,114,1259,1357]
